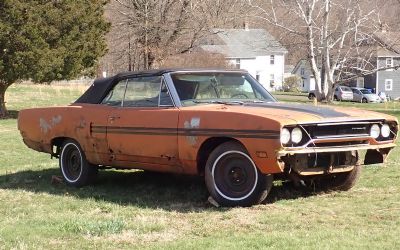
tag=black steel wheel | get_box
[321,165,361,191]
[205,141,273,207]
[318,151,361,191]
[60,139,98,187]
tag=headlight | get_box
[291,127,303,144]
[381,124,391,138]
[370,124,380,139]
[281,128,291,144]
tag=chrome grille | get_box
[305,123,370,139]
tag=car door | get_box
[79,104,115,165]
[351,89,361,102]
[102,76,180,168]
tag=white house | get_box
[292,59,317,92]
[199,28,288,91]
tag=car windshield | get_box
[170,72,276,106]
[360,89,372,94]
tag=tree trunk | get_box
[0,83,8,118]
[144,1,149,70]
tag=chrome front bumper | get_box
[277,142,396,156]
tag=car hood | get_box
[182,102,397,125]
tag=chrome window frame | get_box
[158,76,175,108]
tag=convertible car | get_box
[18,69,398,206]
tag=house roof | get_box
[292,58,325,74]
[374,32,400,57]
[284,65,295,74]
[292,59,309,74]
[200,29,288,58]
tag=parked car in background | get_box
[18,69,398,207]
[308,85,353,101]
[334,86,353,101]
[308,91,317,100]
[351,87,382,103]
[378,92,389,102]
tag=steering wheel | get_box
[231,93,249,99]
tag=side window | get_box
[101,76,174,107]
[101,80,127,106]
[159,80,174,106]
[123,76,161,107]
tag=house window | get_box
[235,59,240,69]
[270,55,275,65]
[386,57,393,69]
[300,68,305,76]
[270,74,275,86]
[385,79,393,91]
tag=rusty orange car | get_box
[18,69,398,206]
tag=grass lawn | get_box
[1,85,400,249]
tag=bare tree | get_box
[104,0,207,71]
[101,0,247,74]
[248,0,399,101]
[160,51,233,68]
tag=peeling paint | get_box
[184,117,201,146]
[77,119,86,129]
[39,115,62,134]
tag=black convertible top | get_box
[75,69,173,104]
[74,68,247,104]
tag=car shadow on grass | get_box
[0,168,314,211]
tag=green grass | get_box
[1,85,400,249]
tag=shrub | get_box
[283,76,301,92]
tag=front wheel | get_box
[321,165,361,191]
[362,98,368,103]
[205,141,273,207]
[60,139,98,187]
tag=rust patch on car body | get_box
[39,115,62,134]
[184,117,201,146]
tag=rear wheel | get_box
[362,98,368,103]
[334,95,340,101]
[60,139,98,187]
[205,141,273,207]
